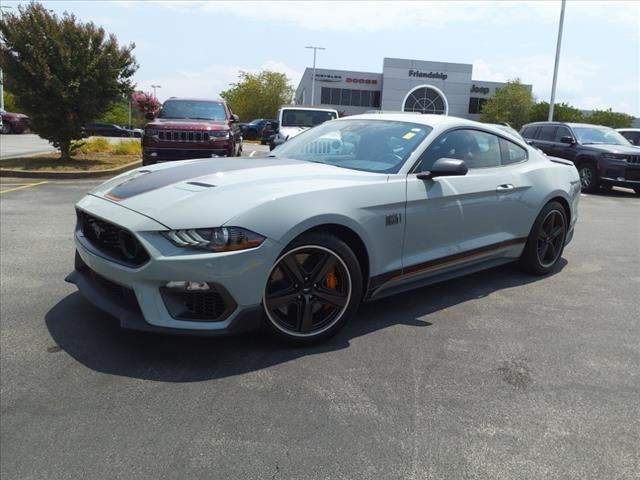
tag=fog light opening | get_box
[165,281,210,291]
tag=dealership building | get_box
[295,57,532,120]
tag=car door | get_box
[530,125,557,155]
[551,125,578,161]
[402,128,522,278]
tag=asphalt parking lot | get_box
[1,178,638,479]
[0,133,57,160]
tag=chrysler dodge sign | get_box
[315,73,342,82]
[408,70,448,80]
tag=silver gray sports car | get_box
[67,113,581,344]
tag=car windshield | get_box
[159,100,226,121]
[573,126,630,146]
[281,109,337,127]
[271,119,432,174]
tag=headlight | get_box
[602,153,628,162]
[208,130,230,139]
[163,227,265,252]
[144,128,158,137]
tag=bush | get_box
[74,137,111,154]
[112,140,141,155]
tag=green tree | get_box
[3,89,18,112]
[0,2,137,159]
[529,101,584,123]
[220,70,294,121]
[583,108,634,128]
[479,79,534,129]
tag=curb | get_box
[0,160,142,179]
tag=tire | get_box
[262,232,363,345]
[236,141,243,157]
[577,162,599,193]
[1,123,12,134]
[519,201,567,275]
[634,187,640,196]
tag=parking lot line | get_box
[0,181,48,194]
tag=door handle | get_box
[496,184,515,192]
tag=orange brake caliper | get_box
[324,270,338,309]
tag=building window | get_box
[468,97,488,114]
[320,87,382,108]
[403,86,447,114]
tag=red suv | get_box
[142,98,242,166]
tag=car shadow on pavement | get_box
[45,260,566,382]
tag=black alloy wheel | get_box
[578,163,598,192]
[536,209,566,268]
[263,234,362,344]
[520,201,567,275]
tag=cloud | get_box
[193,0,639,32]
[138,61,302,102]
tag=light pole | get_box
[548,0,566,121]
[0,5,13,111]
[305,46,325,106]
[151,84,161,98]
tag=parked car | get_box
[260,121,278,145]
[521,122,640,194]
[1,109,29,134]
[142,98,242,166]
[270,106,339,150]
[241,118,275,140]
[617,128,640,147]
[68,114,580,344]
[84,123,133,138]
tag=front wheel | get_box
[577,163,598,193]
[519,201,567,275]
[262,233,363,345]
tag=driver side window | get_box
[419,129,502,171]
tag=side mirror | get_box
[230,114,240,123]
[270,136,286,151]
[560,136,575,145]
[417,158,468,180]
[145,112,156,120]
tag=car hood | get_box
[280,126,309,139]
[581,143,638,154]
[89,158,380,230]
[146,119,228,130]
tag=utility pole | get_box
[0,5,13,111]
[151,84,161,98]
[548,0,566,121]
[305,46,325,106]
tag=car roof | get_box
[164,98,223,103]
[337,113,488,129]
[524,121,615,129]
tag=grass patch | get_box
[0,152,140,172]
[72,138,141,155]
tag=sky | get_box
[4,0,640,116]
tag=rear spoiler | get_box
[547,156,575,167]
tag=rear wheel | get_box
[262,233,362,345]
[577,163,598,193]
[519,201,567,275]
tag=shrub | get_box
[112,140,141,155]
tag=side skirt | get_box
[365,238,526,301]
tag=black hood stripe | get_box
[106,158,299,200]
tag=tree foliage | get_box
[583,108,634,129]
[220,71,294,121]
[0,2,138,159]
[3,89,18,112]
[479,79,534,129]
[131,91,161,115]
[529,101,584,123]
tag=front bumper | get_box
[67,195,282,334]
[142,139,233,162]
[599,160,640,188]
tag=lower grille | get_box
[77,210,150,267]
[160,285,236,322]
